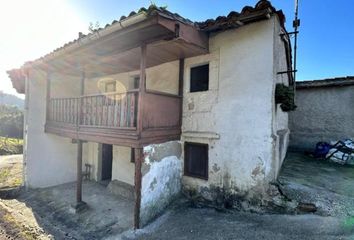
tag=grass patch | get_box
[0,168,10,183]
[0,137,23,155]
[3,211,37,240]
[12,178,22,187]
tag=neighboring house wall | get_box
[24,69,78,188]
[289,84,354,150]
[181,16,289,201]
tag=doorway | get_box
[101,144,113,181]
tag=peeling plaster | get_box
[140,141,182,226]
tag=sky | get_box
[1,0,354,97]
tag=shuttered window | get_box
[184,142,208,179]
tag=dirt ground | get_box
[120,204,354,240]
[1,153,354,239]
[0,155,51,240]
[120,152,354,240]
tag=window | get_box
[190,64,209,92]
[105,81,116,93]
[184,142,208,179]
[132,75,140,89]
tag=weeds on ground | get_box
[0,137,23,155]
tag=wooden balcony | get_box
[45,90,182,147]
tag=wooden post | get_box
[136,44,146,135]
[178,59,184,96]
[46,72,51,121]
[178,59,184,127]
[76,140,83,203]
[134,147,143,229]
[79,70,85,126]
[74,69,86,211]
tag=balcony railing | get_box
[48,90,138,128]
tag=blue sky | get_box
[1,0,354,96]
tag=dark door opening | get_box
[101,144,113,181]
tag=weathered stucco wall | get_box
[181,16,289,203]
[289,85,354,150]
[25,69,77,188]
[140,141,182,226]
[271,16,290,179]
[112,145,135,185]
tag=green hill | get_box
[0,91,24,109]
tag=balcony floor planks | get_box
[45,122,181,147]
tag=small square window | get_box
[105,81,116,93]
[190,64,209,92]
[184,142,208,179]
[132,75,140,89]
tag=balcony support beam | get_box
[72,69,87,213]
[137,44,146,135]
[178,58,184,127]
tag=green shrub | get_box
[275,84,297,112]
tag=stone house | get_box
[7,0,292,228]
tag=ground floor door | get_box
[101,144,113,181]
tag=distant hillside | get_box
[0,91,24,109]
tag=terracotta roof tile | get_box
[11,0,285,71]
[296,77,354,89]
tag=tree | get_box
[0,105,24,139]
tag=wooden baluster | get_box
[64,99,67,123]
[105,95,109,126]
[117,95,121,127]
[130,93,135,127]
[71,98,74,124]
[110,95,114,127]
[96,96,99,126]
[113,95,117,127]
[106,96,110,127]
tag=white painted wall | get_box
[24,69,77,188]
[271,17,291,179]
[112,145,135,185]
[181,16,289,199]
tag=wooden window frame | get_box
[190,63,209,93]
[184,142,209,180]
[131,75,140,90]
[104,81,116,93]
[131,148,135,163]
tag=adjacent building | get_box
[290,77,354,150]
